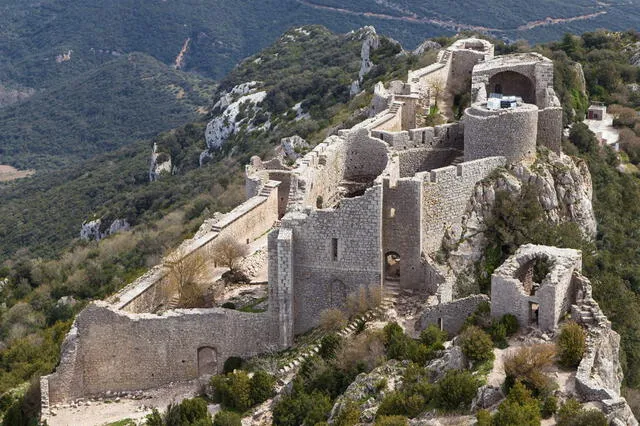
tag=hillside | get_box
[0,53,215,170]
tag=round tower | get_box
[464,102,538,164]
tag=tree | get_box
[164,249,207,308]
[211,235,249,271]
[492,381,541,426]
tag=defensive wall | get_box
[43,303,280,404]
[415,294,490,336]
[111,180,280,314]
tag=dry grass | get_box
[335,330,386,372]
[320,308,348,331]
[0,165,34,182]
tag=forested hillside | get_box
[0,53,215,169]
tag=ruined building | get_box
[44,38,582,408]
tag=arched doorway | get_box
[385,252,401,281]
[488,71,536,104]
[197,347,218,376]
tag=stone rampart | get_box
[113,181,280,313]
[537,106,563,153]
[415,294,489,335]
[43,303,280,404]
[421,157,506,253]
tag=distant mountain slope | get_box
[1,0,638,90]
[0,53,215,170]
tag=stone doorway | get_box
[529,302,539,326]
[197,347,218,376]
[385,252,401,281]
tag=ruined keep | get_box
[42,38,588,410]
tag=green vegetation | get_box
[491,381,541,426]
[557,321,586,368]
[145,397,212,426]
[209,370,275,412]
[556,398,607,426]
[213,411,242,426]
[458,326,494,364]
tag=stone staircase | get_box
[438,49,452,65]
[451,156,465,166]
[388,102,402,116]
[277,290,396,376]
[571,294,609,327]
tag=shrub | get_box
[221,302,236,309]
[419,325,448,350]
[320,308,348,331]
[500,314,519,336]
[333,400,361,426]
[249,370,275,405]
[434,369,480,412]
[145,397,213,426]
[209,371,252,412]
[503,344,556,396]
[492,381,540,426]
[223,356,243,374]
[334,330,386,373]
[318,333,342,360]
[459,326,494,364]
[375,415,409,426]
[475,409,492,426]
[213,411,241,426]
[272,389,332,426]
[558,321,585,368]
[556,398,607,426]
[377,391,426,418]
[541,395,558,418]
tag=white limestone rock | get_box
[205,90,268,150]
[80,218,131,241]
[413,40,442,56]
[349,26,381,95]
[280,135,309,160]
[149,142,172,182]
[425,346,467,382]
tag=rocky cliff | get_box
[443,150,596,294]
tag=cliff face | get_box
[443,151,596,284]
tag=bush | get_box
[249,370,275,405]
[459,326,494,364]
[320,308,348,331]
[209,371,252,412]
[223,356,243,374]
[557,398,607,426]
[419,325,448,349]
[318,333,342,360]
[434,369,480,412]
[377,391,427,418]
[145,397,213,426]
[333,400,361,426]
[558,321,585,368]
[492,381,541,426]
[476,409,492,426]
[213,411,241,426]
[221,302,236,309]
[503,344,556,396]
[541,395,558,418]
[272,389,332,426]
[375,415,408,426]
[500,314,519,336]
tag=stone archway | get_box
[197,346,218,376]
[385,252,401,281]
[488,71,536,104]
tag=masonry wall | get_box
[537,107,563,153]
[464,104,538,164]
[382,178,424,288]
[421,157,506,253]
[415,295,489,335]
[45,303,279,403]
[284,186,383,334]
[343,129,389,182]
[117,183,280,313]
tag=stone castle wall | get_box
[279,186,383,334]
[421,157,507,253]
[415,294,490,335]
[44,303,280,404]
[464,104,538,164]
[113,181,280,314]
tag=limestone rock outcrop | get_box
[444,151,596,280]
[349,26,381,95]
[80,218,130,241]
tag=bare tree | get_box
[164,249,207,308]
[211,235,250,271]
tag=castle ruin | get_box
[45,37,616,413]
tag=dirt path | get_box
[46,380,202,426]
